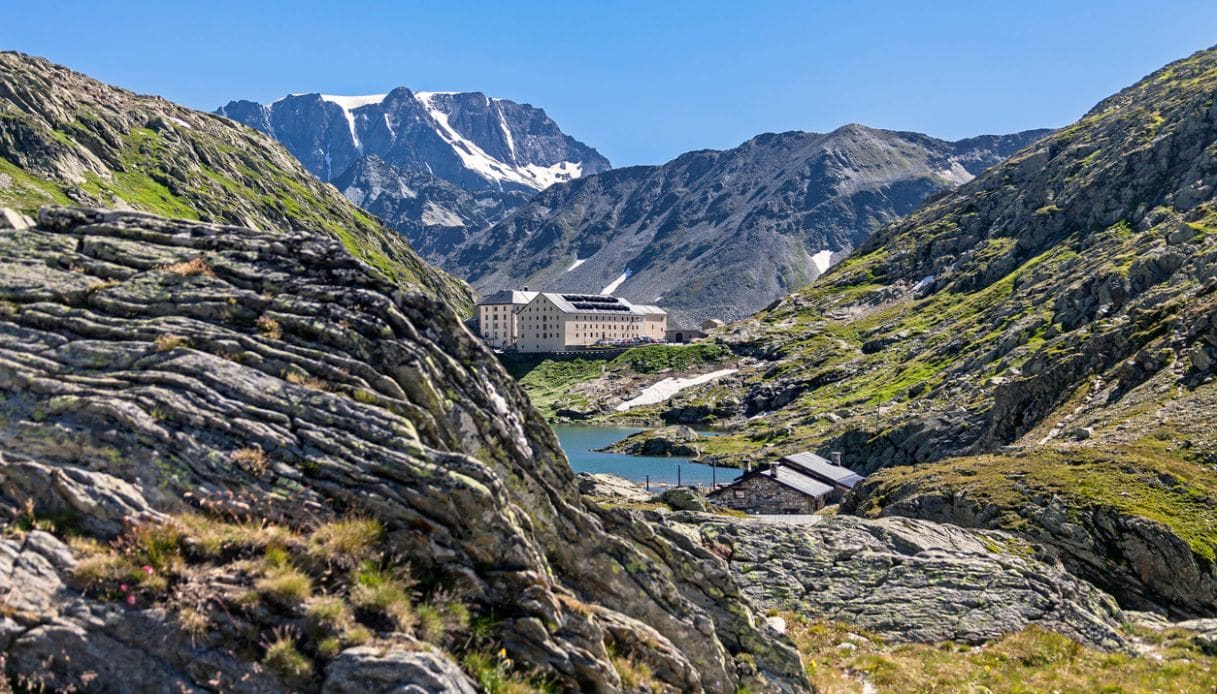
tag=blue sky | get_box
[5,1,1216,166]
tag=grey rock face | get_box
[216,89,610,261]
[657,487,708,512]
[0,207,806,692]
[0,207,33,229]
[321,647,478,694]
[684,514,1128,650]
[453,126,1049,325]
[331,156,529,258]
[576,472,652,501]
[848,481,1217,619]
[599,425,703,456]
[218,89,609,193]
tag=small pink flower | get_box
[142,565,155,575]
[126,594,136,606]
[120,584,129,593]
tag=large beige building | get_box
[503,293,667,353]
[474,290,537,348]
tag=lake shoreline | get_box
[553,424,741,489]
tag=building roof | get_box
[535,292,638,315]
[709,463,833,499]
[768,466,835,497]
[781,452,866,489]
[630,304,667,316]
[476,290,538,306]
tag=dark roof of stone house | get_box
[781,452,866,489]
[709,464,833,499]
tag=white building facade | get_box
[511,293,668,353]
[474,290,537,348]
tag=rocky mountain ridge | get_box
[216,89,610,255]
[453,125,1049,326]
[218,89,610,193]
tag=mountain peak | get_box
[216,87,610,194]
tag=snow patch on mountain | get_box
[936,160,976,185]
[566,258,587,272]
[615,369,739,412]
[601,269,632,295]
[416,91,582,191]
[320,94,387,152]
[494,99,517,163]
[811,249,834,275]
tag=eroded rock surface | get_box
[679,514,1128,650]
[576,472,651,501]
[0,207,807,692]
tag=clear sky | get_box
[4,1,1216,167]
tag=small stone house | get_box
[707,452,865,515]
[708,465,833,514]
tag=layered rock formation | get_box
[0,207,806,692]
[682,514,1127,650]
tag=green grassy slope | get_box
[0,51,472,314]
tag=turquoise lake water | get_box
[552,424,740,489]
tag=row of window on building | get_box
[475,290,668,353]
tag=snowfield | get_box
[811,249,834,275]
[416,91,582,191]
[601,269,631,295]
[320,94,387,152]
[615,369,738,412]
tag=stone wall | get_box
[709,474,824,514]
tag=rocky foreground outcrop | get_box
[677,514,1128,650]
[0,207,806,692]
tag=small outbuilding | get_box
[708,464,833,514]
[707,451,865,515]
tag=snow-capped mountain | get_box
[218,89,609,192]
[216,89,610,256]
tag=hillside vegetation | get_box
[605,46,1217,618]
[0,52,472,313]
[504,343,732,419]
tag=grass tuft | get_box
[309,517,382,565]
[158,257,214,277]
[230,447,269,476]
[256,315,282,340]
[255,562,313,605]
[153,334,189,352]
[262,629,313,684]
